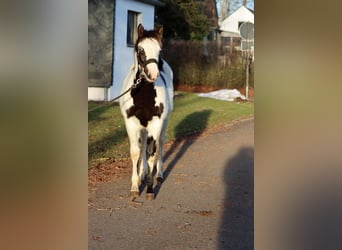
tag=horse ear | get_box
[156,25,163,37]
[138,24,144,38]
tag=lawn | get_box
[88,92,253,168]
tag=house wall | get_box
[88,0,114,88]
[88,0,155,101]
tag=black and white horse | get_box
[119,24,173,200]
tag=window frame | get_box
[127,10,141,47]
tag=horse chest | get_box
[125,82,164,127]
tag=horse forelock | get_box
[135,30,162,52]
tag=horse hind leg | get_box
[145,165,155,200]
[156,127,167,183]
[145,136,157,200]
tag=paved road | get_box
[89,118,254,249]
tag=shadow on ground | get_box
[275,169,342,250]
[88,102,117,121]
[88,130,127,161]
[154,110,212,197]
[218,146,254,249]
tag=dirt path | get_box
[88,118,254,249]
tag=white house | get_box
[219,5,254,38]
[88,0,164,101]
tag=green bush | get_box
[162,39,254,90]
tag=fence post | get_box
[245,51,249,100]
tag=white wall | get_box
[88,0,155,101]
[88,87,108,101]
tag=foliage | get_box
[162,39,254,89]
[88,93,253,168]
[156,0,211,40]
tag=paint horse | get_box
[119,24,173,200]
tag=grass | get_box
[88,92,254,168]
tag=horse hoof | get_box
[156,177,164,183]
[130,191,139,198]
[146,192,155,200]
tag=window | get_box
[127,11,140,46]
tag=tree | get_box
[218,0,230,21]
[156,0,211,40]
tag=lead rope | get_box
[88,76,142,113]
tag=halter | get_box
[136,46,159,82]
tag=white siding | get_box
[220,6,254,34]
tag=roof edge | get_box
[138,0,165,7]
[88,82,112,88]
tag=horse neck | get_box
[133,51,138,70]
[126,51,139,88]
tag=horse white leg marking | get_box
[126,126,142,194]
[129,140,140,193]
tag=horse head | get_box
[135,24,163,83]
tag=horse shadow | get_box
[218,146,254,249]
[153,109,212,198]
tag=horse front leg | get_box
[129,140,140,198]
[129,129,148,198]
